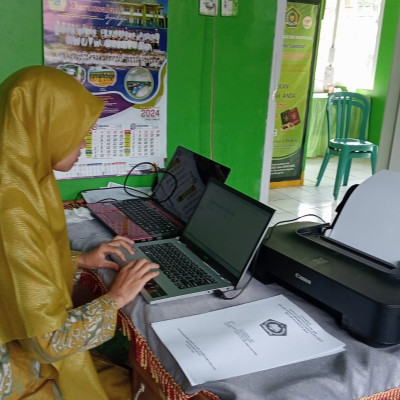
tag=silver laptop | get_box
[112,178,275,303]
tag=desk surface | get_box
[68,217,400,400]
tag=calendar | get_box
[54,122,165,179]
[86,127,161,159]
[43,0,169,180]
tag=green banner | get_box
[270,1,320,185]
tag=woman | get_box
[0,66,159,399]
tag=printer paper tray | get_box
[297,224,400,277]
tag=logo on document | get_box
[260,319,287,336]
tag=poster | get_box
[43,0,168,179]
[270,1,320,187]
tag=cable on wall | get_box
[209,13,217,160]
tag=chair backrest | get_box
[326,91,370,141]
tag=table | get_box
[68,216,400,400]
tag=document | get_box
[152,295,345,385]
[328,170,400,266]
[82,183,152,203]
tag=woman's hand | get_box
[77,235,135,271]
[107,258,159,308]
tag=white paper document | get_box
[82,183,152,203]
[329,170,400,266]
[152,295,345,385]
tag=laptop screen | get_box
[152,146,231,223]
[182,179,275,278]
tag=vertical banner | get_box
[270,1,320,188]
[43,0,168,179]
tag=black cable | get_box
[123,161,179,203]
[216,213,326,301]
[73,185,143,207]
[216,245,263,301]
[150,170,178,203]
[264,213,326,242]
[123,162,159,199]
[74,161,179,207]
[74,189,87,206]
[73,162,158,205]
[98,197,119,202]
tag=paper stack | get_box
[152,295,345,385]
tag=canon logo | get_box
[295,272,311,285]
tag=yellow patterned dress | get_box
[0,67,131,399]
[0,294,131,400]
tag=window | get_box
[314,0,385,92]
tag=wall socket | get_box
[199,0,218,16]
[199,0,238,17]
[221,0,239,17]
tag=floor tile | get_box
[268,157,372,225]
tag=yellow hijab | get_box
[0,66,104,343]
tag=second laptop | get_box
[86,146,231,241]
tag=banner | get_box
[43,0,168,179]
[270,1,320,187]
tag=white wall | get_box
[377,15,400,171]
[259,0,287,204]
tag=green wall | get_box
[0,0,278,200]
[361,0,400,145]
[0,2,43,77]
[1,1,397,199]
[167,1,277,198]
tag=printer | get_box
[255,170,400,348]
[254,221,400,347]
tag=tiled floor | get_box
[268,157,374,226]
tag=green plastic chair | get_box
[315,92,378,200]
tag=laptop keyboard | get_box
[140,242,217,290]
[114,200,179,236]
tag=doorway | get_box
[291,0,386,225]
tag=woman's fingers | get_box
[121,258,159,280]
[113,235,134,244]
[78,237,137,270]
[107,258,159,308]
[108,237,135,257]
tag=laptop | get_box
[111,178,276,304]
[86,146,230,241]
